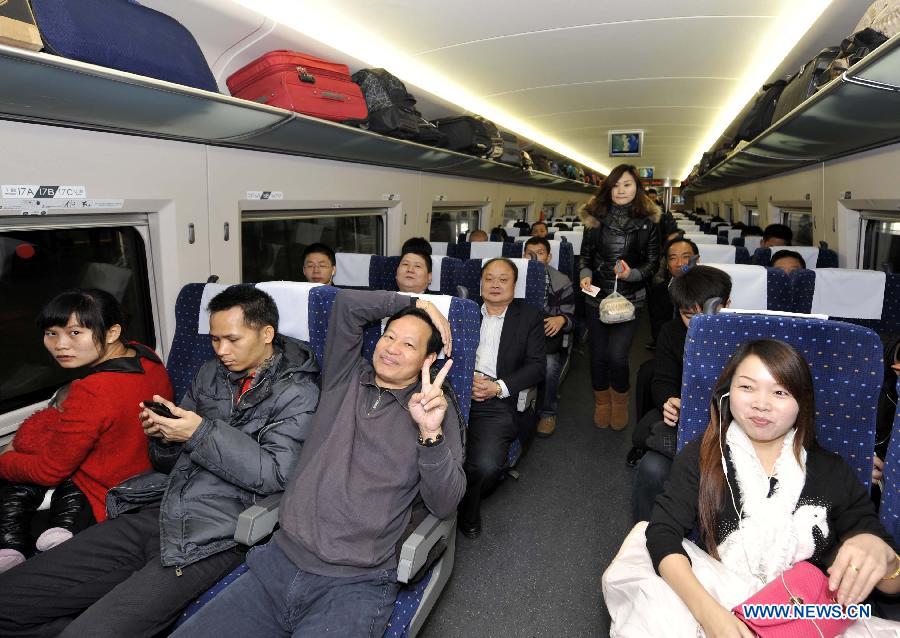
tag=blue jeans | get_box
[172,540,400,638]
[631,450,673,523]
[540,352,564,417]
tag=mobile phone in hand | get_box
[144,400,176,419]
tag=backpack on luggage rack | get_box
[432,116,503,159]
[772,47,841,123]
[351,68,448,147]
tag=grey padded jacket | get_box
[106,334,319,568]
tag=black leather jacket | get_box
[578,205,660,302]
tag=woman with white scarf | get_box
[603,339,900,637]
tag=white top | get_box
[743,236,762,252]
[470,241,505,260]
[697,244,736,264]
[481,257,530,299]
[333,253,372,287]
[555,231,583,255]
[684,233,720,245]
[703,263,768,310]
[475,304,510,398]
[255,281,322,342]
[810,268,885,319]
[198,282,229,335]
[429,241,448,256]
[770,246,820,269]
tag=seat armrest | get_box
[234,493,282,545]
[396,514,454,584]
[516,386,537,412]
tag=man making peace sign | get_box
[174,290,465,638]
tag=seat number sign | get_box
[3,185,87,199]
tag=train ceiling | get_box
[152,0,874,182]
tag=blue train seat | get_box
[752,246,839,268]
[693,244,751,265]
[449,240,509,261]
[507,238,576,283]
[333,252,377,288]
[790,268,899,334]
[677,313,882,490]
[882,377,899,545]
[454,257,546,308]
[701,264,793,312]
[718,227,742,245]
[369,255,462,296]
[428,241,449,256]
[555,230,583,256]
[176,286,479,637]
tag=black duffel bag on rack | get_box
[352,68,448,147]
[498,130,523,167]
[732,80,788,143]
[771,46,841,124]
[432,116,503,159]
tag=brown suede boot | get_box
[610,389,629,430]
[593,390,610,428]
[536,415,556,438]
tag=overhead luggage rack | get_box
[0,43,593,193]
[686,32,900,195]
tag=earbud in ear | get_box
[702,296,723,315]
[719,391,730,399]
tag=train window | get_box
[430,207,479,242]
[503,205,529,224]
[860,216,900,273]
[565,203,576,217]
[745,207,760,226]
[781,209,814,246]
[242,210,385,283]
[0,224,155,414]
[543,203,559,219]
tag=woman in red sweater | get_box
[0,288,172,572]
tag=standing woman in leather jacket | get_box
[579,164,659,430]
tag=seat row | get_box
[689,265,898,334]
[330,251,550,308]
[168,281,482,637]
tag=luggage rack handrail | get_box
[685,31,900,194]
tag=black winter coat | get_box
[578,205,660,302]
[106,335,319,568]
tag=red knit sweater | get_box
[0,346,173,521]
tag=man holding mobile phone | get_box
[0,285,320,637]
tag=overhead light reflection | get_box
[678,0,834,179]
[232,0,611,175]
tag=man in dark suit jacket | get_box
[460,258,545,538]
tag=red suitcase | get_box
[227,50,367,123]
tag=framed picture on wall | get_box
[608,130,643,157]
[638,167,654,179]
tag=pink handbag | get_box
[732,561,853,637]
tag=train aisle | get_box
[421,317,652,637]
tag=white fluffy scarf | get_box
[717,424,827,585]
